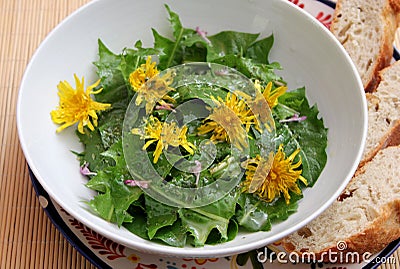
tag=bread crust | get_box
[282,200,400,263]
[359,61,400,166]
[389,0,400,12]
[386,121,400,147]
[282,144,400,263]
[361,121,400,166]
[359,100,400,168]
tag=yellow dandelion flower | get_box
[197,93,256,149]
[242,144,308,204]
[135,71,176,114]
[178,125,196,155]
[50,74,111,134]
[254,80,287,109]
[235,89,275,133]
[129,56,159,91]
[131,116,196,163]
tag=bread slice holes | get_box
[338,23,352,38]
[297,227,313,238]
[367,59,373,69]
[341,35,350,45]
[386,118,391,125]
[337,188,357,202]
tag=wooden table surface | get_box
[0,0,399,268]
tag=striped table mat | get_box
[0,0,399,268]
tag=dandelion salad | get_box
[50,5,327,247]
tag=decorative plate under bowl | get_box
[30,168,400,269]
[27,0,400,268]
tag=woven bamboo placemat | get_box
[0,0,399,268]
[0,1,95,268]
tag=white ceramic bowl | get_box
[17,0,366,258]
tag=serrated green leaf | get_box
[276,88,328,186]
[178,189,239,246]
[86,170,110,193]
[145,195,178,239]
[236,192,302,232]
[236,194,271,232]
[124,205,149,239]
[176,84,228,103]
[212,55,283,83]
[76,129,109,171]
[205,220,238,245]
[88,179,142,226]
[110,180,142,226]
[246,35,274,64]
[206,31,260,62]
[153,220,187,247]
[94,39,128,104]
[152,28,177,69]
[88,190,115,222]
[98,108,125,149]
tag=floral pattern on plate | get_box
[56,198,383,269]
[289,0,334,28]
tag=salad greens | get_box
[67,5,327,247]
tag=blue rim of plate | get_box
[28,168,112,269]
[27,0,399,268]
[315,0,336,8]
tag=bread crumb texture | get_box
[362,61,400,164]
[330,0,400,91]
[283,146,400,259]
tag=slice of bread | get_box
[330,0,400,92]
[282,145,400,261]
[360,60,400,166]
[282,60,400,261]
